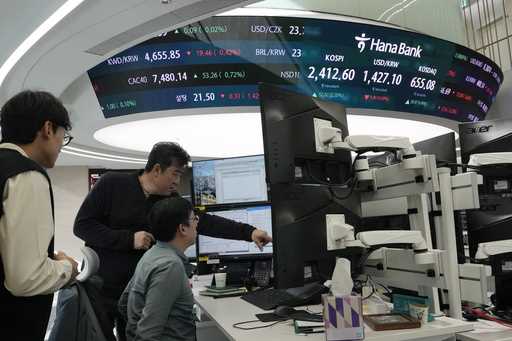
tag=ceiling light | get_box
[61,149,146,164]
[63,146,147,162]
[94,113,457,158]
[95,113,264,158]
[0,0,84,86]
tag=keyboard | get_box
[241,288,297,310]
[241,282,328,310]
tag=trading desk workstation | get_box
[79,11,512,339]
[186,84,512,341]
[192,274,473,341]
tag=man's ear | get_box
[178,223,187,234]
[40,120,53,140]
[153,163,162,175]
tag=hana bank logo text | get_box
[354,33,423,58]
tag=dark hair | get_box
[148,197,193,241]
[0,90,71,144]
[145,142,190,172]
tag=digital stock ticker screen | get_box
[88,15,503,122]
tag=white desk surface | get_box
[456,319,512,341]
[192,275,473,341]
[457,331,512,341]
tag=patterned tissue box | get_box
[322,294,364,341]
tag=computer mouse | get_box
[274,305,297,317]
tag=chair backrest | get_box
[76,246,100,282]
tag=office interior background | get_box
[1,0,512,338]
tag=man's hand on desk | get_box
[251,229,272,251]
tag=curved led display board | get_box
[88,15,503,122]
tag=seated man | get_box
[119,197,198,341]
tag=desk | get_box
[456,319,512,341]
[457,331,512,341]
[192,276,473,341]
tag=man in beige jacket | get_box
[0,90,78,340]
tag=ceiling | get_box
[0,0,472,169]
[0,0,258,168]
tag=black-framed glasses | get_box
[62,131,73,146]
[189,215,199,224]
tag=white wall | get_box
[47,166,88,261]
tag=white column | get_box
[437,168,462,319]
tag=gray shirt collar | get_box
[155,241,188,263]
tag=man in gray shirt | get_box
[118,197,198,341]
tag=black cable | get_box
[305,160,355,188]
[329,177,358,200]
[362,283,376,301]
[351,248,378,276]
[232,319,285,330]
[367,274,392,294]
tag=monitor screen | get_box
[198,205,272,257]
[184,245,196,259]
[192,155,267,206]
[87,15,502,123]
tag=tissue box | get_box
[322,294,364,341]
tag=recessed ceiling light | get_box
[94,113,457,158]
[61,149,146,164]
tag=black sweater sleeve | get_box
[73,174,134,250]
[197,213,256,242]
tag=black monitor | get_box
[414,132,457,165]
[260,83,362,289]
[459,119,512,259]
[459,119,512,313]
[192,155,271,277]
[192,155,267,206]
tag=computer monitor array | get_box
[192,155,267,206]
[459,118,512,313]
[459,119,512,259]
[259,83,362,289]
[198,205,273,258]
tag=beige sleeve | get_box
[0,171,72,296]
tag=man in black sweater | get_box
[74,142,271,341]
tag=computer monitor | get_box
[413,132,457,165]
[459,119,512,259]
[184,245,196,259]
[260,83,362,289]
[192,155,267,206]
[459,119,512,313]
[197,204,273,258]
